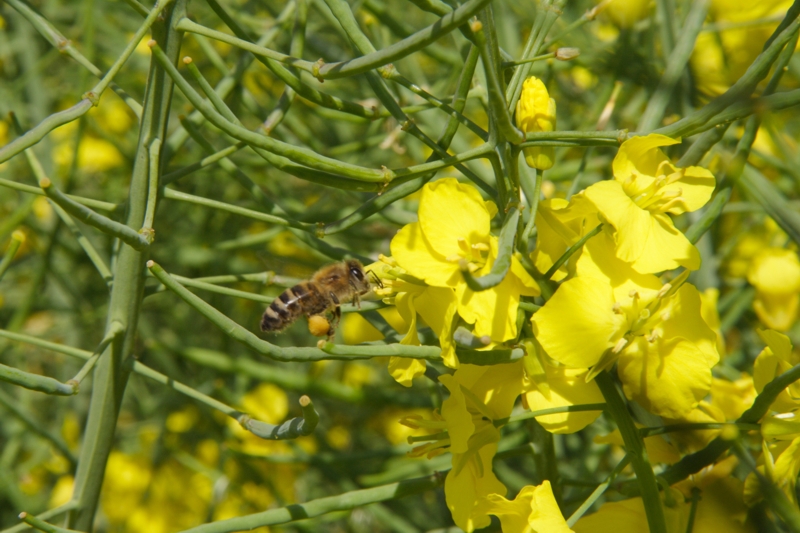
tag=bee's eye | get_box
[350,267,364,280]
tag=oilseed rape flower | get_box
[747,248,800,331]
[402,363,524,531]
[744,437,800,509]
[753,329,800,414]
[391,178,539,366]
[516,77,556,170]
[364,256,457,384]
[476,481,573,533]
[541,134,715,274]
[532,234,719,418]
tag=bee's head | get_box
[345,259,372,293]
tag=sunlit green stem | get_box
[39,178,150,250]
[4,0,142,116]
[142,138,161,230]
[595,371,667,533]
[67,2,186,528]
[180,473,445,533]
[0,177,117,212]
[544,223,604,280]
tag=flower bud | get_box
[515,76,557,170]
[555,47,580,61]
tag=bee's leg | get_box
[328,292,341,340]
[353,292,361,309]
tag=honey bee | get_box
[260,259,377,338]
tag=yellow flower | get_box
[753,329,800,413]
[580,134,715,273]
[476,481,573,533]
[390,179,539,364]
[532,235,719,418]
[576,463,757,532]
[522,350,604,434]
[691,1,793,98]
[364,256,458,383]
[744,436,800,508]
[747,248,800,331]
[403,363,525,531]
[602,0,651,29]
[516,77,556,170]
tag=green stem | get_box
[474,10,524,143]
[647,361,800,489]
[1,503,78,533]
[529,418,561,504]
[731,440,800,533]
[637,0,708,132]
[182,0,491,80]
[85,0,176,100]
[0,100,93,165]
[494,403,606,427]
[0,231,24,282]
[655,6,800,138]
[322,44,483,235]
[0,177,118,211]
[462,207,519,291]
[519,130,624,147]
[17,512,80,533]
[243,395,320,440]
[0,362,75,396]
[0,389,76,467]
[639,422,760,438]
[50,204,114,288]
[142,138,161,230]
[544,223,603,280]
[179,473,445,533]
[162,188,313,232]
[4,0,141,116]
[39,178,150,251]
[505,0,565,109]
[595,371,667,533]
[150,43,388,182]
[67,1,186,528]
[161,142,244,185]
[567,454,631,527]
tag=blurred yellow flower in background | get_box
[747,248,800,331]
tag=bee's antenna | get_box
[366,270,384,288]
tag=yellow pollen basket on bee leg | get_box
[516,76,557,170]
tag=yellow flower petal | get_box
[612,134,679,188]
[391,222,460,287]
[524,366,604,434]
[583,180,700,273]
[617,337,713,419]
[418,178,491,261]
[532,276,624,368]
[445,444,506,532]
[478,481,573,533]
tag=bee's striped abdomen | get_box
[260,283,312,332]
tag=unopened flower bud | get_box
[516,76,556,170]
[555,47,580,61]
